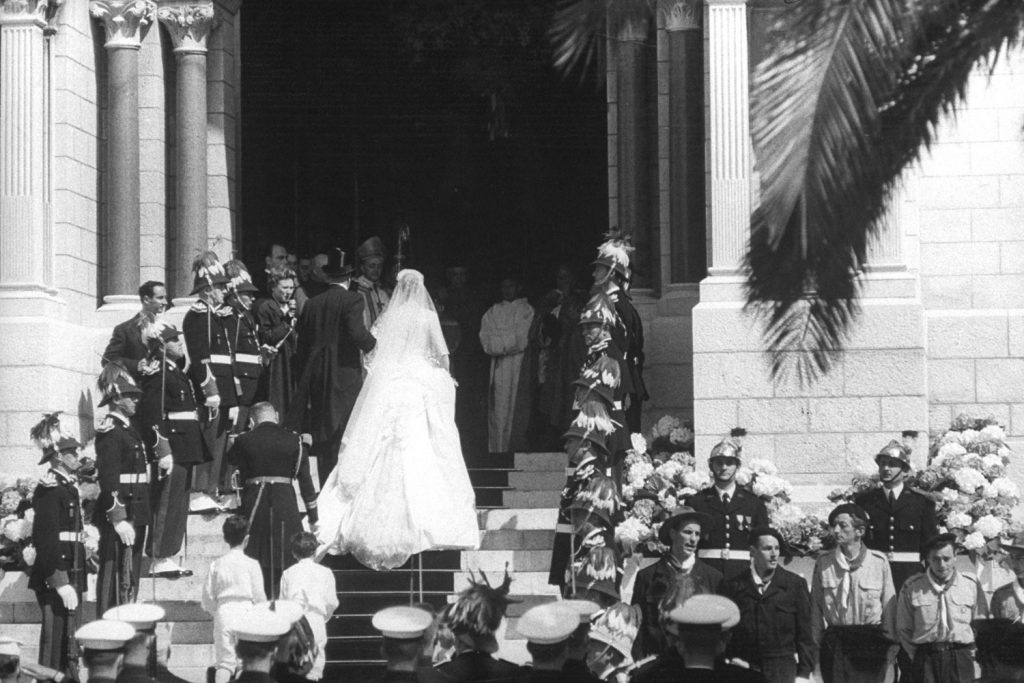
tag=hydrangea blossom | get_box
[615,517,651,550]
[747,459,779,476]
[946,511,973,530]
[683,471,711,491]
[973,514,1004,539]
[993,477,1020,499]
[980,424,1006,443]
[630,433,648,455]
[962,531,987,551]
[954,468,987,493]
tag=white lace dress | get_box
[315,270,480,570]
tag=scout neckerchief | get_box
[926,569,957,639]
[666,551,696,574]
[833,543,868,619]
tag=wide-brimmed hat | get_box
[562,424,610,458]
[875,439,911,470]
[322,248,354,278]
[658,506,712,546]
[828,503,870,527]
[31,413,81,465]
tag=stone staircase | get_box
[0,451,569,682]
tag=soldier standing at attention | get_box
[94,367,150,615]
[686,438,769,581]
[855,439,938,591]
[223,260,265,440]
[139,320,201,578]
[182,251,236,511]
[28,414,89,675]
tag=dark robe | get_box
[253,296,297,416]
[286,283,376,480]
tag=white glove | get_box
[158,455,173,474]
[57,584,78,611]
[300,433,313,448]
[114,520,136,546]
[205,394,221,409]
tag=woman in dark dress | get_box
[253,266,298,416]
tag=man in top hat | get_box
[370,605,435,682]
[632,506,723,658]
[138,320,202,579]
[632,594,765,683]
[557,600,603,682]
[516,603,585,682]
[431,571,523,682]
[355,236,391,330]
[722,527,814,683]
[590,231,647,434]
[896,532,988,683]
[226,608,293,683]
[182,251,236,509]
[74,620,136,683]
[28,414,90,675]
[94,368,150,616]
[102,281,168,383]
[810,503,897,683]
[288,248,376,483]
[228,401,318,597]
[223,260,266,444]
[102,604,165,683]
[685,438,770,581]
[991,531,1024,620]
[855,439,938,592]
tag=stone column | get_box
[90,0,155,307]
[616,17,652,290]
[663,0,704,283]
[0,0,60,297]
[157,1,214,299]
[705,0,750,276]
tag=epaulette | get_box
[189,300,209,313]
[214,306,233,318]
[38,470,59,488]
[867,548,888,561]
[95,415,117,433]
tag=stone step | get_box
[503,489,560,508]
[507,470,564,491]
[460,549,551,572]
[513,452,567,471]
[451,571,558,597]
[479,529,555,551]
[478,508,558,530]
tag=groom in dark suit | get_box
[287,248,376,484]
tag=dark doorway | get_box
[240,0,608,299]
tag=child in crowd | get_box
[201,515,267,683]
[279,532,339,680]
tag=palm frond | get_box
[549,0,653,80]
[747,0,1024,382]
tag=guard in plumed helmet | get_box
[138,319,202,579]
[224,260,265,438]
[28,413,89,676]
[182,251,236,511]
[94,364,150,615]
[588,603,641,681]
[432,569,523,682]
[684,436,770,581]
[854,435,938,592]
[590,230,647,433]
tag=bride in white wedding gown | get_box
[315,269,480,570]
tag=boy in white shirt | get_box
[201,515,267,683]
[279,532,338,680]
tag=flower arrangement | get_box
[920,417,1018,555]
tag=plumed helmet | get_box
[191,251,230,295]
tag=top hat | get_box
[322,248,353,278]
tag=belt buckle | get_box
[722,549,731,560]
[887,552,895,561]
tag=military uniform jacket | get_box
[631,650,766,683]
[607,288,648,401]
[139,358,205,465]
[95,414,151,527]
[182,300,238,408]
[686,487,769,575]
[228,302,263,405]
[28,470,86,594]
[855,486,937,589]
[631,555,723,657]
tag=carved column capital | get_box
[0,0,63,32]
[90,0,156,49]
[660,0,702,31]
[156,1,214,54]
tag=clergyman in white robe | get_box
[480,295,534,452]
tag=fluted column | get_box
[91,0,155,305]
[0,0,60,294]
[866,183,905,270]
[157,1,214,299]
[705,0,750,275]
